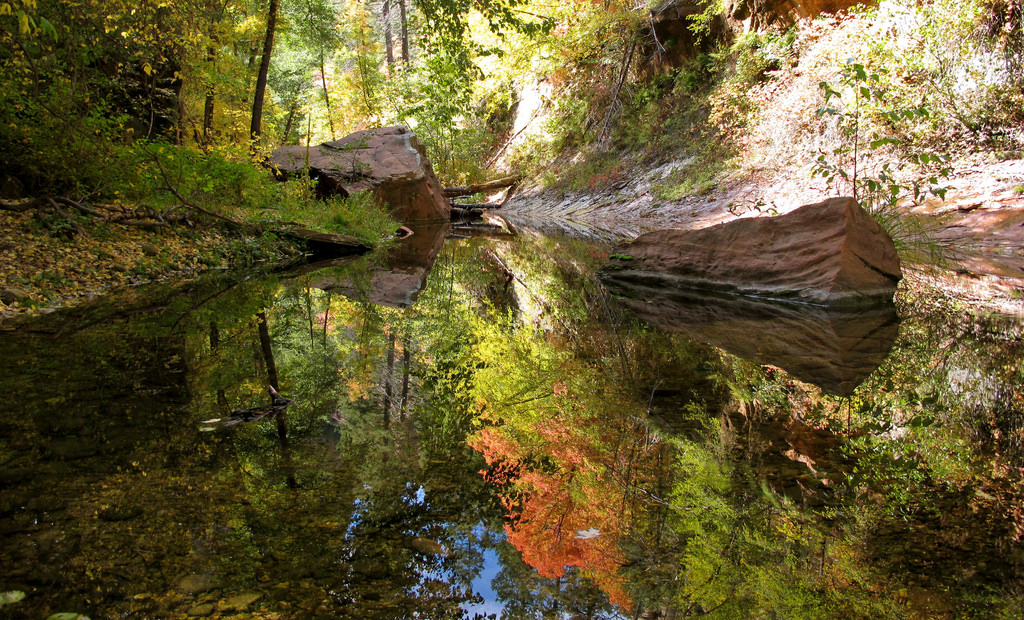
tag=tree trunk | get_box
[202,1,224,143]
[250,0,281,143]
[257,311,280,391]
[400,337,411,420]
[399,0,409,63]
[203,45,216,142]
[281,101,298,145]
[210,322,228,408]
[320,53,336,139]
[257,310,297,488]
[203,90,215,142]
[383,331,396,428]
[598,40,636,146]
[383,0,394,70]
[323,292,331,347]
[443,175,522,197]
[305,286,315,347]
[175,76,186,146]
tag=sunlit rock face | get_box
[601,197,902,307]
[646,0,869,71]
[728,0,870,28]
[270,126,450,223]
[605,286,899,395]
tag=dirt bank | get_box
[0,213,297,322]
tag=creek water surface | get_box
[1,222,1022,619]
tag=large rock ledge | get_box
[270,126,450,223]
[599,197,902,307]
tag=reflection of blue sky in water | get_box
[463,546,504,617]
[351,483,506,614]
[463,523,504,617]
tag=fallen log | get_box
[199,386,292,430]
[275,227,370,256]
[448,226,516,240]
[450,206,483,220]
[0,197,42,212]
[449,202,503,210]
[443,175,521,198]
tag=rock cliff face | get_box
[646,0,869,71]
[599,197,902,306]
[727,0,869,28]
[271,126,450,223]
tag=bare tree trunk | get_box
[598,40,636,146]
[443,175,522,197]
[250,0,280,143]
[305,286,315,347]
[281,101,297,145]
[322,292,330,347]
[257,311,280,391]
[257,310,297,488]
[320,52,336,139]
[203,90,215,142]
[202,1,224,142]
[176,77,186,146]
[383,0,395,70]
[210,322,227,408]
[355,23,377,118]
[399,0,409,63]
[203,44,216,142]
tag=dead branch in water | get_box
[443,175,521,198]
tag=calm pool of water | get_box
[1,223,1022,618]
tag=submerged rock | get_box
[270,126,450,223]
[186,603,214,617]
[1,288,30,306]
[175,574,217,595]
[600,197,902,306]
[222,592,261,611]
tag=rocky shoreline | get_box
[503,155,1024,310]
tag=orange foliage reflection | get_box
[470,385,664,611]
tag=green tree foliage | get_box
[4,222,1024,616]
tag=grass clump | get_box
[269,189,398,246]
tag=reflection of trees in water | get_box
[3,234,1024,617]
[466,232,1024,617]
[0,250,515,617]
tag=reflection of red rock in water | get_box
[601,197,902,307]
[604,286,899,396]
[305,222,449,308]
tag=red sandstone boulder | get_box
[270,126,450,223]
[600,197,902,306]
